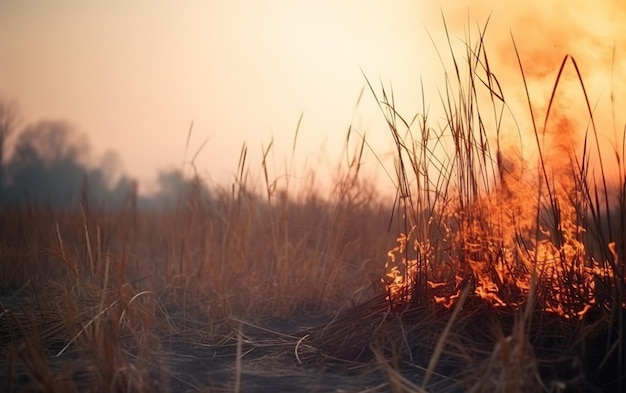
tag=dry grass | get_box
[1,19,625,393]
[0,144,396,391]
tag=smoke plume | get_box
[437,0,626,183]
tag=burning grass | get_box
[1,22,625,393]
[307,24,625,392]
[428,33,620,391]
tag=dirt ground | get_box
[160,311,433,393]
[1,304,447,393]
[3,294,622,392]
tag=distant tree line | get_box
[0,98,210,210]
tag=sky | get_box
[1,1,625,195]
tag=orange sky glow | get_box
[1,0,624,195]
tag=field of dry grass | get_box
[2,27,625,393]
[0,157,405,391]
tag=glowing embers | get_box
[382,208,618,319]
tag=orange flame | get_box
[382,147,624,319]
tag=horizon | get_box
[1,1,624,199]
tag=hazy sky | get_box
[1,1,624,194]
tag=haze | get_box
[1,1,624,195]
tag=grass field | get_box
[1,28,625,392]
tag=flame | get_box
[383,220,616,319]
[379,7,626,316]
[383,232,419,299]
[382,143,624,319]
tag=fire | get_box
[383,223,614,319]
[383,231,419,299]
[377,6,626,317]
[382,149,624,319]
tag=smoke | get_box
[434,0,626,183]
